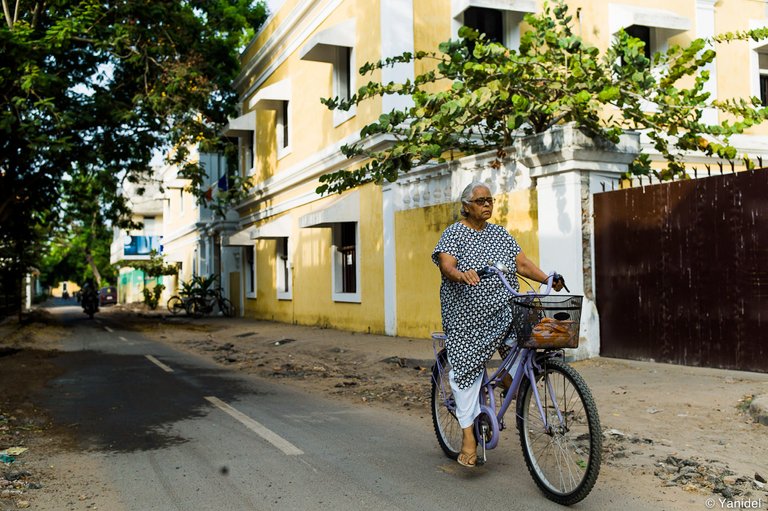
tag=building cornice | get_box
[235,0,343,107]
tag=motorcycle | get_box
[81,287,99,319]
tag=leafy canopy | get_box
[319,0,768,195]
[0,0,267,282]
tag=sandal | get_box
[457,451,477,467]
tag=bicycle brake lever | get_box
[553,273,570,293]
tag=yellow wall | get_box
[395,189,539,338]
[243,183,386,333]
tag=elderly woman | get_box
[431,181,563,467]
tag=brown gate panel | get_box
[594,169,768,372]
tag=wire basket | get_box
[511,295,583,349]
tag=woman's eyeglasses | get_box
[469,197,494,206]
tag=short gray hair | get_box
[459,181,491,217]
[460,181,491,204]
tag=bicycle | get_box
[167,276,235,318]
[430,263,601,506]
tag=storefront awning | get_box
[299,191,359,228]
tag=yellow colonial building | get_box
[165,0,768,356]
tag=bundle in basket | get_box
[511,294,583,349]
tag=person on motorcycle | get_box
[81,279,99,318]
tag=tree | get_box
[0,0,268,291]
[318,0,768,195]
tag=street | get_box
[11,302,681,511]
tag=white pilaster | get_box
[518,124,640,359]
[696,0,718,125]
[382,185,397,335]
[380,0,414,113]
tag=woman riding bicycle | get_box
[432,181,564,468]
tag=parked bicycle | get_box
[431,264,601,506]
[167,275,235,318]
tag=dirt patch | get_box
[0,312,121,510]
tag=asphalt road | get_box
[36,303,671,511]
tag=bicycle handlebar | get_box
[476,264,569,296]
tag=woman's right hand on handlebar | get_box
[459,269,481,285]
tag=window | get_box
[760,54,768,106]
[335,46,352,103]
[463,7,503,44]
[298,20,356,126]
[142,216,156,234]
[609,4,690,66]
[624,25,651,60]
[276,237,292,300]
[276,101,290,156]
[332,222,360,302]
[245,246,256,298]
[339,223,356,293]
[452,2,533,51]
[243,132,254,175]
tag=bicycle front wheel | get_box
[186,297,205,318]
[218,298,235,317]
[516,357,601,506]
[431,349,462,460]
[167,296,184,315]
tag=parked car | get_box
[98,286,117,306]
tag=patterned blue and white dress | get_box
[432,222,522,389]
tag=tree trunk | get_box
[85,251,102,288]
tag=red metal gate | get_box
[594,169,768,372]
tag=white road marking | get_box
[119,336,128,342]
[104,326,114,333]
[145,355,174,373]
[204,396,304,456]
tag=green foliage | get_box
[319,0,768,194]
[142,283,165,310]
[117,250,178,278]
[0,0,268,287]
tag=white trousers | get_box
[449,368,484,429]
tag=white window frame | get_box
[245,245,257,299]
[332,46,356,126]
[276,100,291,160]
[331,222,360,303]
[242,131,255,176]
[276,236,292,301]
[749,20,768,105]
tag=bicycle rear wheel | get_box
[516,357,601,506]
[167,296,184,315]
[431,349,462,460]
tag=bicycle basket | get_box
[511,295,583,349]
